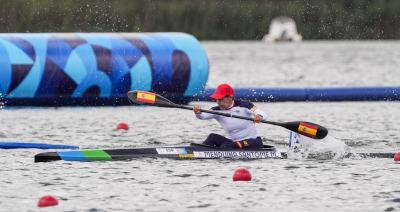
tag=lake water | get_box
[1,41,400,212]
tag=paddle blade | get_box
[282,121,328,139]
[127,91,176,108]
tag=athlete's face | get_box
[216,96,234,110]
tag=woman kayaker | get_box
[193,83,267,149]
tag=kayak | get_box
[34,143,283,162]
[34,142,395,163]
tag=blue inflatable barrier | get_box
[196,87,400,102]
[0,32,209,106]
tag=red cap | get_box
[210,84,234,99]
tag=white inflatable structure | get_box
[263,17,302,42]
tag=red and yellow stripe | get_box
[298,122,318,137]
[136,91,156,104]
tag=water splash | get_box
[0,93,6,109]
[286,132,348,160]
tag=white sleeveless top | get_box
[196,100,267,141]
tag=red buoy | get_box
[232,168,252,181]
[116,122,129,130]
[394,152,400,161]
[37,195,58,207]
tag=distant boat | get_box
[263,17,302,42]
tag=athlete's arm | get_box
[193,105,216,120]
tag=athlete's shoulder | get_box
[210,106,221,110]
[233,100,255,110]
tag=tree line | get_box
[0,0,399,40]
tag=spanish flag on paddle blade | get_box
[298,122,318,137]
[136,91,156,104]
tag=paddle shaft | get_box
[176,104,280,125]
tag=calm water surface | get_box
[1,41,400,212]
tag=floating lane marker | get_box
[0,142,78,149]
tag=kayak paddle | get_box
[127,90,328,139]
